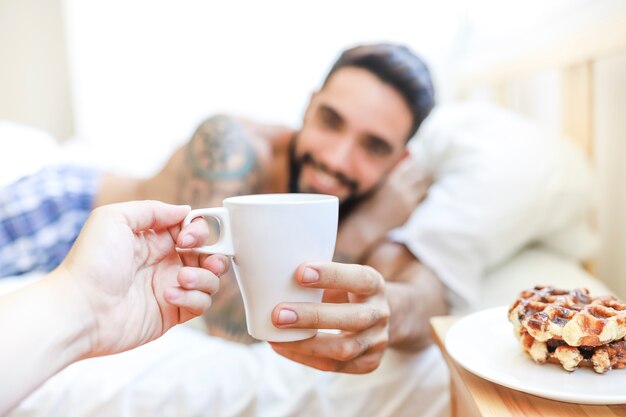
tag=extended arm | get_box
[364,241,448,350]
[334,158,430,263]
[0,201,227,415]
[95,115,273,209]
[0,270,92,415]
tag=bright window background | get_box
[61,0,466,175]
[4,0,625,297]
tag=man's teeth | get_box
[317,170,340,188]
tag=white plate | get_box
[445,306,626,405]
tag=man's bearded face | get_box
[288,67,413,215]
[288,139,376,216]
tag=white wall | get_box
[61,0,465,176]
[0,0,73,140]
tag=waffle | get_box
[508,286,626,346]
[508,286,626,373]
[518,329,626,374]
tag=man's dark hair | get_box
[323,43,435,141]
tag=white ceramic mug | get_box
[183,193,338,342]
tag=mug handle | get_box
[182,208,234,256]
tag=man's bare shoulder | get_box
[190,114,293,165]
[222,115,294,193]
[232,115,294,149]
[150,114,293,207]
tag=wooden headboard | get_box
[457,10,626,159]
[453,5,626,294]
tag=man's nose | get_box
[321,136,355,173]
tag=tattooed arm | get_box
[96,115,271,208]
[177,115,267,206]
[151,115,269,207]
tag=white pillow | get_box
[0,120,60,187]
[477,245,610,314]
[391,101,596,310]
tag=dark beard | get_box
[287,134,377,221]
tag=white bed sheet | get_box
[8,319,449,417]
[3,245,609,417]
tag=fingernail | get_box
[301,267,319,283]
[181,235,195,247]
[277,309,298,325]
[215,256,228,275]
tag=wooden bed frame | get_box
[454,9,626,278]
[457,11,626,157]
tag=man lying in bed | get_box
[0,43,450,417]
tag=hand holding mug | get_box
[59,200,228,356]
[269,261,391,374]
[182,194,338,342]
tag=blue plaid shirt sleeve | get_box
[0,165,101,278]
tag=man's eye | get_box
[321,113,340,129]
[364,138,392,156]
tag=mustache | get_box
[300,152,359,193]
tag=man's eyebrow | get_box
[319,104,343,122]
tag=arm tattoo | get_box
[177,115,263,207]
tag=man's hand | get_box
[58,200,229,357]
[335,158,431,263]
[269,262,390,374]
[357,157,431,230]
